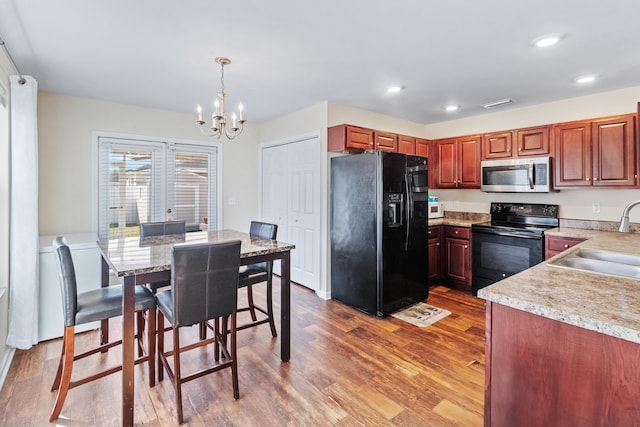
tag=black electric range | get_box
[471,203,559,294]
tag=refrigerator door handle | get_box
[404,174,412,251]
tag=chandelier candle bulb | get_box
[239,103,244,120]
[197,104,203,122]
[232,112,237,129]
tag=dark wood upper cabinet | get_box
[415,138,430,158]
[592,115,636,187]
[516,126,550,156]
[554,114,636,188]
[435,136,481,189]
[328,124,374,152]
[482,131,513,159]
[398,135,416,154]
[553,120,592,187]
[373,131,398,152]
[482,126,550,160]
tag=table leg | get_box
[100,258,109,346]
[122,275,135,426]
[281,251,290,362]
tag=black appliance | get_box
[330,151,429,317]
[472,202,559,295]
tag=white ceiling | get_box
[1,0,640,125]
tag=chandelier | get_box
[196,57,246,140]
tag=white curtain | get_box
[6,75,39,349]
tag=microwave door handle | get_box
[528,161,535,190]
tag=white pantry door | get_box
[261,134,320,291]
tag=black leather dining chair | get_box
[237,221,278,337]
[156,240,241,424]
[49,236,157,422]
[139,220,186,293]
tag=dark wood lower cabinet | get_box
[485,302,640,427]
[427,226,441,282]
[444,226,472,291]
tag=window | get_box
[96,135,221,240]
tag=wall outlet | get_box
[592,203,600,213]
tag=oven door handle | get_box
[473,230,543,240]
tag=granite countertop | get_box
[478,227,640,344]
[98,229,295,277]
[429,211,490,228]
[428,218,483,227]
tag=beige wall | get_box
[0,48,17,382]
[328,101,427,138]
[37,92,260,235]
[424,86,640,223]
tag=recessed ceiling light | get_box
[386,85,404,94]
[574,74,598,84]
[532,33,564,48]
[444,104,459,112]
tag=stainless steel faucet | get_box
[618,200,640,232]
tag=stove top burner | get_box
[472,202,560,236]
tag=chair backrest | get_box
[249,221,278,272]
[52,236,78,327]
[171,240,241,327]
[249,221,278,240]
[140,220,186,238]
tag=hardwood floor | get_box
[0,283,486,426]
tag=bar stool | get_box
[156,240,241,424]
[237,221,278,336]
[49,236,157,422]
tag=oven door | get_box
[472,228,544,295]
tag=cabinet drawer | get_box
[546,236,585,252]
[445,226,470,239]
[428,226,441,239]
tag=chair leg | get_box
[230,314,239,400]
[214,318,220,361]
[173,327,184,425]
[147,308,156,387]
[49,326,75,422]
[266,277,277,337]
[246,285,258,321]
[51,332,67,392]
[199,321,206,340]
[137,312,145,357]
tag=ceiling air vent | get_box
[481,98,514,109]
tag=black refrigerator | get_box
[330,151,429,317]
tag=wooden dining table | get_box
[97,229,295,427]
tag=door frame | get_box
[258,131,322,293]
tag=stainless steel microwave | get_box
[480,157,552,193]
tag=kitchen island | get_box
[478,227,640,427]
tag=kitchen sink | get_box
[548,248,640,279]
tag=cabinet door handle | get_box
[594,177,598,181]
[464,245,468,249]
[436,242,440,246]
[454,230,458,235]
[564,244,569,248]
[586,177,590,181]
